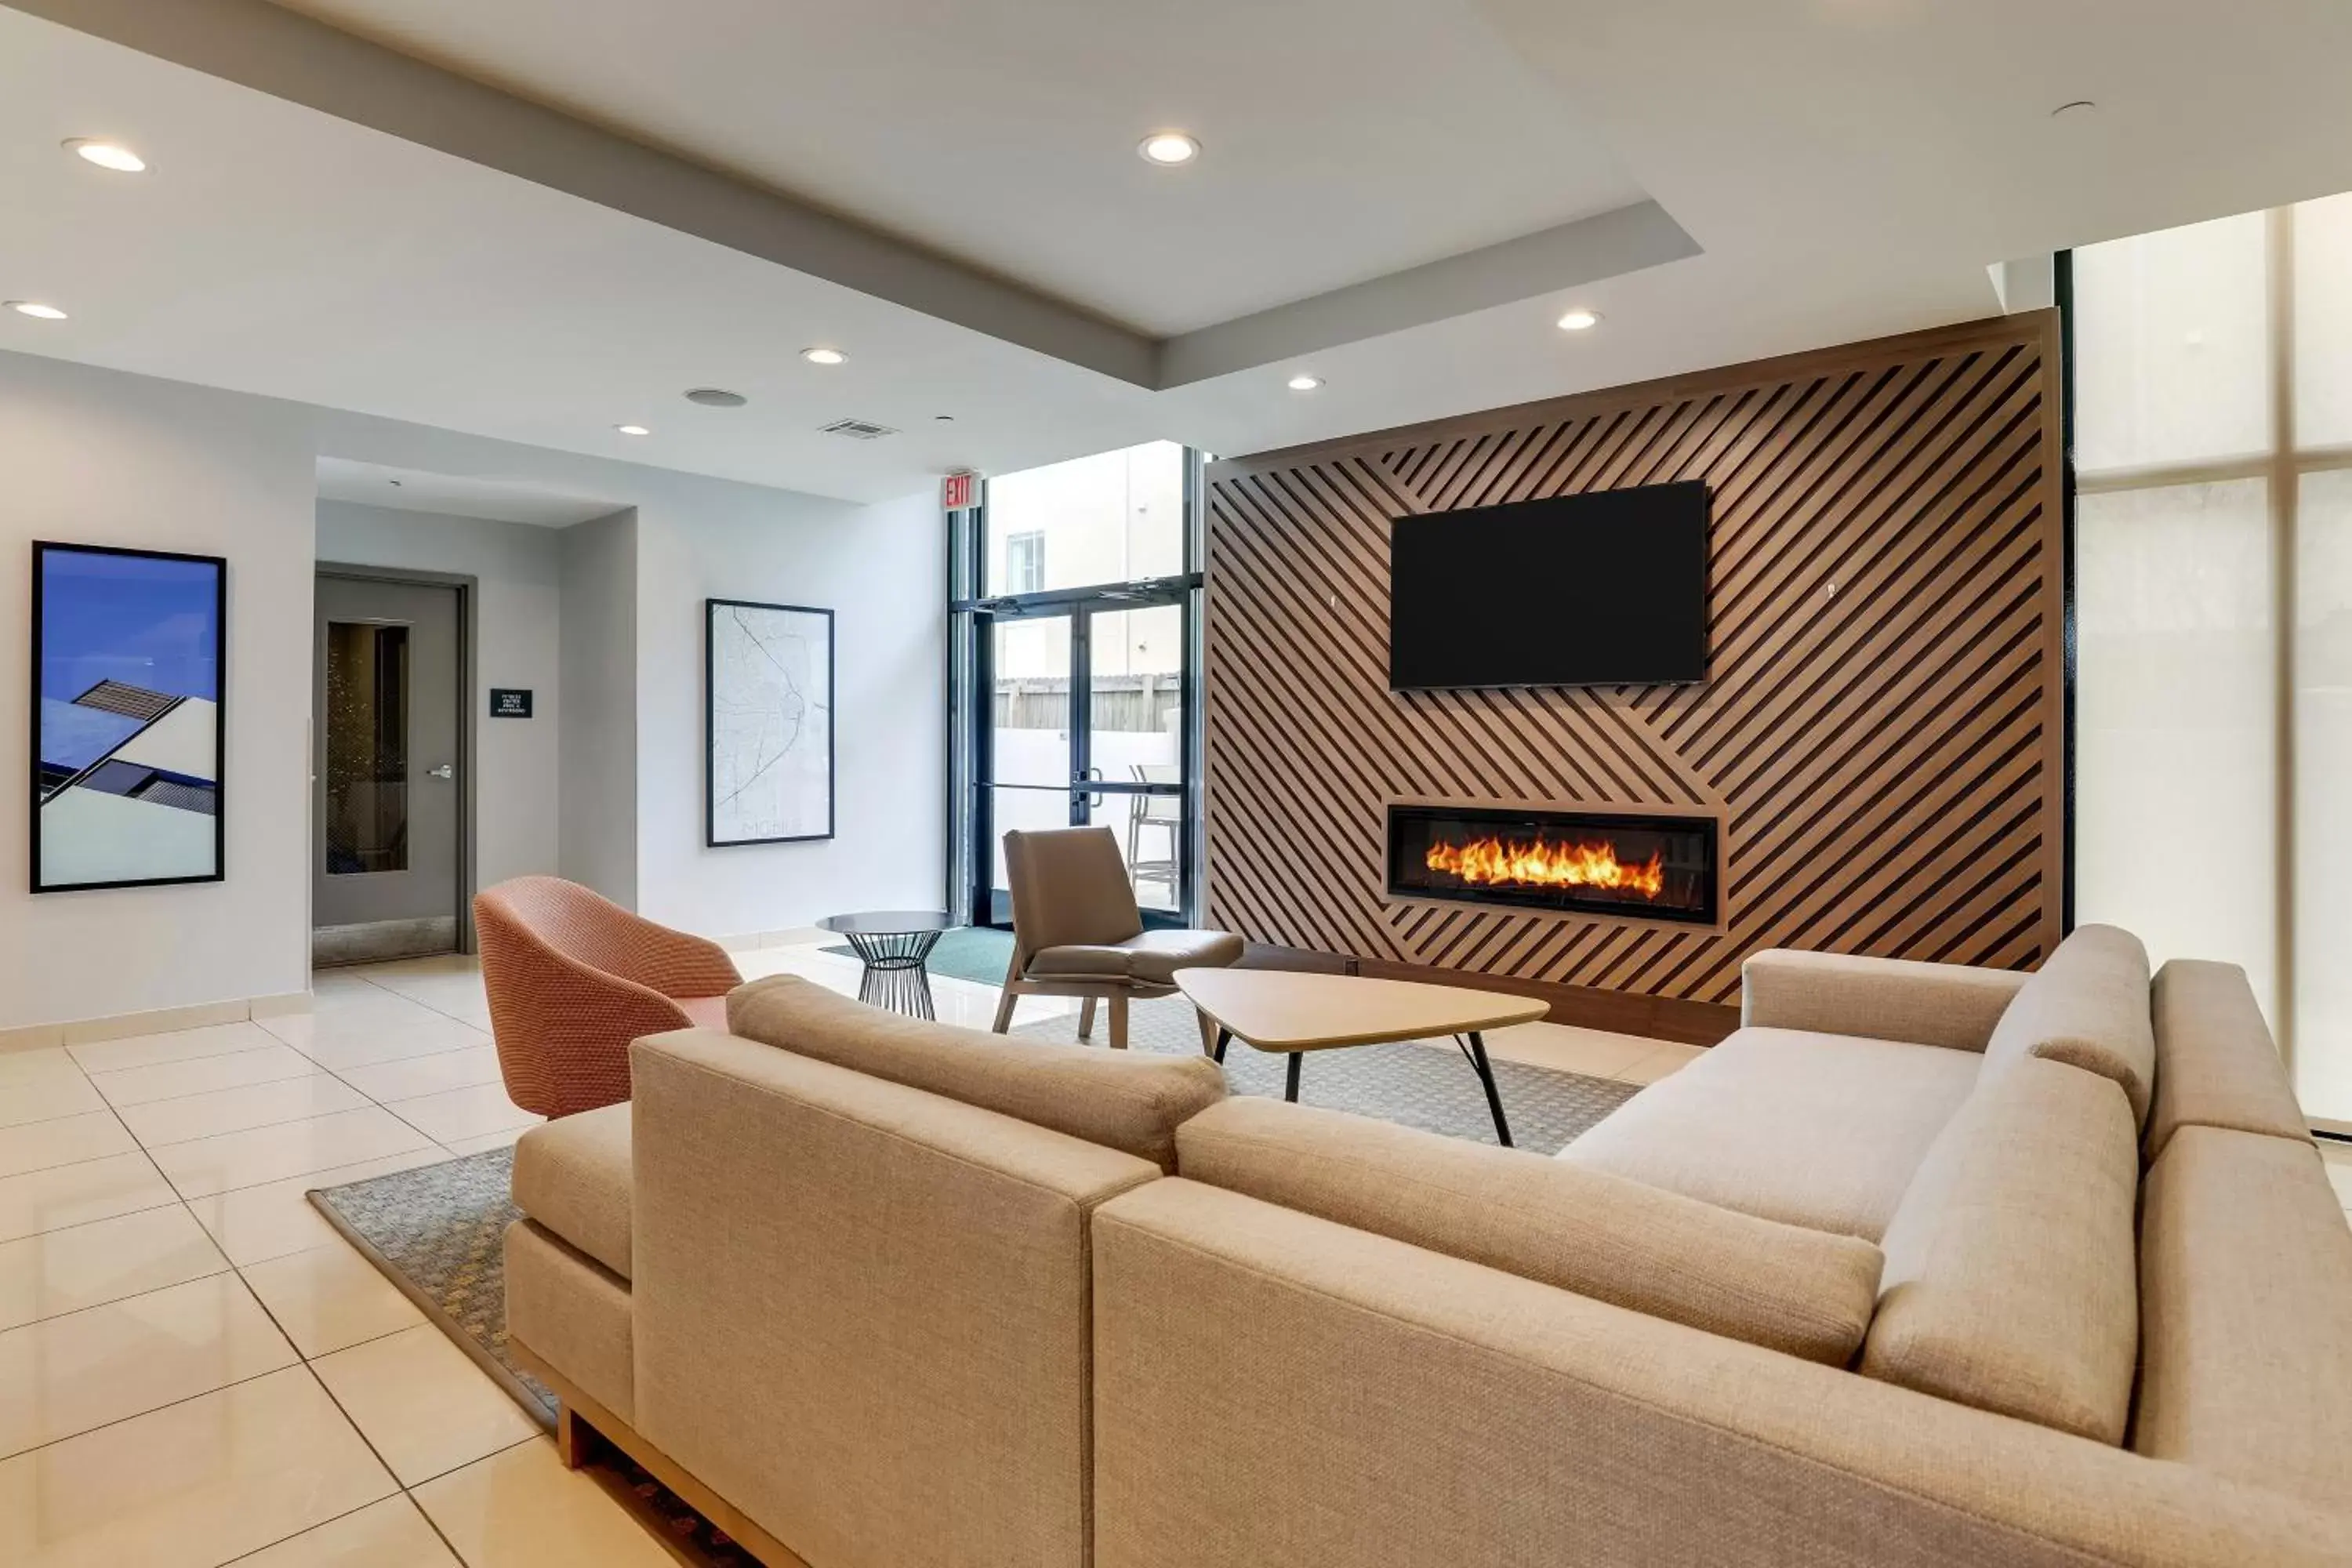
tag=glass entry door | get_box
[971,590,1191,927]
[953,439,1203,930]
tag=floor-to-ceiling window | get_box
[2073,194,2352,1126]
[947,441,1205,928]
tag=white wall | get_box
[559,510,639,906]
[314,500,564,891]
[0,350,314,1029]
[633,488,946,938]
[0,353,945,1030]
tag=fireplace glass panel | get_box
[1388,805,1717,925]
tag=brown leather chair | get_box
[989,826,1242,1051]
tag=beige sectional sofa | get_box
[504,928,2352,1567]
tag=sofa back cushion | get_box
[2143,959,2310,1163]
[2135,1124,2352,1508]
[1862,1055,2140,1443]
[1177,1097,1885,1366]
[726,974,1223,1171]
[1982,924,2154,1126]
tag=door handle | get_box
[427,764,455,780]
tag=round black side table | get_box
[816,910,956,1019]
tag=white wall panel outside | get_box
[2296,470,2352,1117]
[2076,481,2275,1018]
[2076,196,2352,1124]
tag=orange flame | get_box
[1425,833,1665,898]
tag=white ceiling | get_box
[314,458,622,526]
[5,0,2352,508]
[268,0,1646,337]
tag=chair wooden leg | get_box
[1196,1007,1219,1056]
[1078,996,1098,1039]
[1109,994,1129,1050]
[991,985,1018,1035]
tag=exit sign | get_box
[941,471,979,511]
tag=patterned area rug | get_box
[1014,993,1639,1152]
[310,1003,1642,1564]
[311,1155,763,1566]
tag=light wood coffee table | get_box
[1175,968,1548,1146]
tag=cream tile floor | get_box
[20,940,2329,1565]
[0,956,614,1568]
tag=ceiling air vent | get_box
[818,417,900,441]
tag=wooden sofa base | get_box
[510,1340,814,1568]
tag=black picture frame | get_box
[31,540,229,894]
[704,597,837,847]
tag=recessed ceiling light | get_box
[1138,132,1200,166]
[684,387,749,407]
[801,347,847,366]
[1287,374,1323,392]
[64,138,146,172]
[5,301,67,320]
[1556,308,1602,332]
[615,424,651,437]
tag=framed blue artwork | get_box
[31,542,227,892]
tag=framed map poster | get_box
[706,598,834,846]
[32,542,228,893]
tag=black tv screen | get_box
[1388,481,1710,690]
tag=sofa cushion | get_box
[1982,924,2154,1127]
[1178,1097,1883,1364]
[1558,1027,1979,1240]
[1740,949,2029,1053]
[505,1218,634,1422]
[510,1101,632,1279]
[726,974,1224,1171]
[2135,1125,2352,1508]
[1862,1056,2139,1443]
[2143,959,2310,1163]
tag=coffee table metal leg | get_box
[1461,1031,1512,1146]
[844,931,941,1021]
[1284,1051,1302,1102]
[1213,1027,1231,1065]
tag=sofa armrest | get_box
[1741,949,2029,1051]
[1092,1180,2352,1568]
[627,1028,1159,1568]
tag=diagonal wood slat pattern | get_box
[1203,314,2065,1007]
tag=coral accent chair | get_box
[474,876,742,1118]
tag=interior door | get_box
[313,575,462,963]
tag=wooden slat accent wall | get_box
[1203,312,2067,1008]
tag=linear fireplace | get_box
[1387,803,1720,927]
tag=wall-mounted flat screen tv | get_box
[1388,480,1710,690]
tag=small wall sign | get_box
[489,688,533,719]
